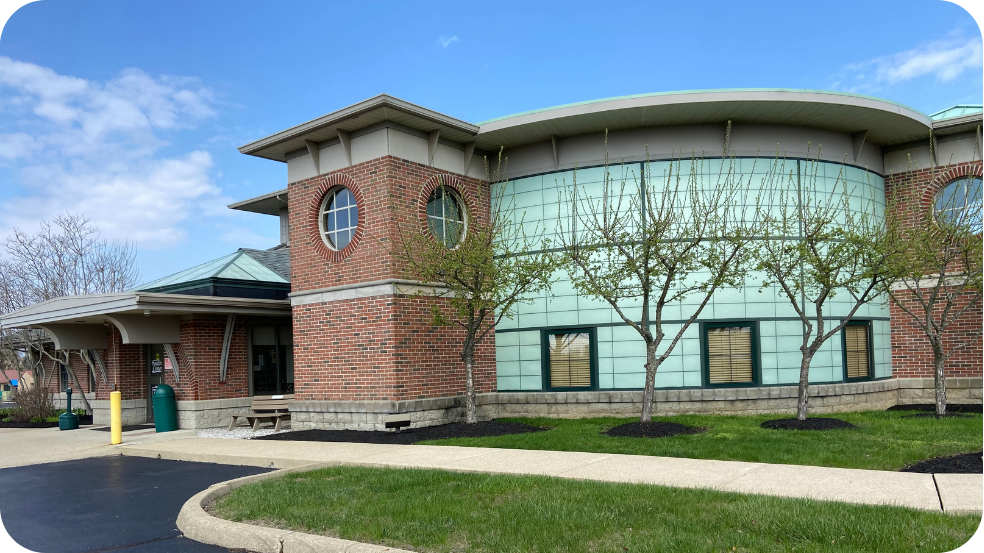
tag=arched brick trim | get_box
[920,163,984,207]
[308,173,366,262]
[417,174,474,239]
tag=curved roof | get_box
[473,88,933,149]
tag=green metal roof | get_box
[477,88,929,125]
[135,249,289,291]
[930,104,983,121]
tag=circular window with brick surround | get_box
[934,176,982,231]
[309,174,364,261]
[426,186,466,247]
[419,175,469,249]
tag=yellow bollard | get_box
[110,391,122,445]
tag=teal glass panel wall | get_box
[493,158,891,391]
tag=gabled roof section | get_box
[930,104,983,121]
[135,249,289,292]
[239,94,480,162]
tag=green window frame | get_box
[842,321,874,381]
[701,321,760,387]
[541,327,598,391]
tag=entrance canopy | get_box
[0,291,290,348]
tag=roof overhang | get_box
[239,94,480,162]
[473,89,934,149]
[932,112,984,137]
[228,188,288,215]
[0,292,291,330]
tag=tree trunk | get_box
[640,341,658,422]
[463,342,477,424]
[933,346,947,418]
[796,351,815,421]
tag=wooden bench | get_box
[228,394,293,432]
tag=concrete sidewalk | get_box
[0,425,198,469]
[119,438,983,516]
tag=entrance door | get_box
[147,344,166,422]
[251,325,293,395]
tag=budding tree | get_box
[558,132,759,422]
[391,153,557,423]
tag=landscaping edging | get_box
[176,462,415,553]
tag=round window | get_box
[319,187,359,250]
[426,186,466,247]
[934,176,982,230]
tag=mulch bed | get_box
[0,421,60,428]
[888,404,983,414]
[603,421,706,438]
[760,418,858,431]
[901,451,983,474]
[255,420,545,445]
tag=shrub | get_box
[11,385,57,422]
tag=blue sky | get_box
[0,0,981,283]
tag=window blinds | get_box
[845,325,870,379]
[549,332,591,388]
[707,326,753,384]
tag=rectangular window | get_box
[844,323,871,380]
[703,323,758,386]
[59,362,70,391]
[546,331,593,389]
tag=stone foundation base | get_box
[176,398,252,429]
[91,399,147,426]
[288,377,982,430]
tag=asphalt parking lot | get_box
[0,456,270,553]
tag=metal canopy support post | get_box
[219,314,236,382]
[88,349,109,383]
[163,343,180,383]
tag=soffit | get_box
[474,90,933,150]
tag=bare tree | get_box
[557,132,759,422]
[390,153,557,423]
[755,150,902,421]
[883,132,983,417]
[0,213,139,410]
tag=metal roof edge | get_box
[476,88,930,126]
[228,188,289,211]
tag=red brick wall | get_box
[288,156,489,292]
[288,156,496,402]
[169,317,250,401]
[292,294,495,401]
[885,160,983,378]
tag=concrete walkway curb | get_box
[124,438,983,516]
[176,462,414,553]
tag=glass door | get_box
[251,325,294,395]
[147,344,166,422]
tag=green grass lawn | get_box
[416,411,982,471]
[213,465,980,553]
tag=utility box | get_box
[152,384,178,432]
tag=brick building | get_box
[1,90,980,428]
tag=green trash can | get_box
[152,384,178,433]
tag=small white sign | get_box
[271,395,283,399]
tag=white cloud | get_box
[0,57,220,249]
[219,226,277,249]
[832,35,983,94]
[438,35,460,48]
